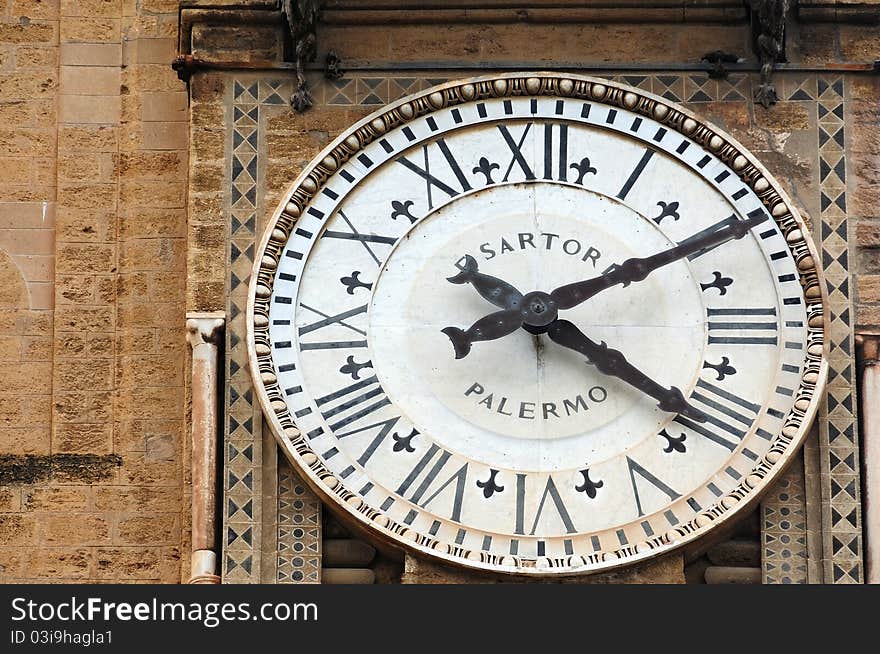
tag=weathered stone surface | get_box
[323,539,377,568]
[706,540,761,567]
[704,566,762,584]
[321,568,376,584]
[859,275,880,309]
[402,554,685,584]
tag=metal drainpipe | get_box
[186,312,225,584]
[857,332,880,584]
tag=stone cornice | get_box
[797,0,880,22]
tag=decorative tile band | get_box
[224,79,323,584]
[814,77,862,584]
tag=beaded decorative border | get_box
[245,72,829,575]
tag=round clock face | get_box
[249,74,827,575]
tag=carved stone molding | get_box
[186,313,225,348]
[798,0,880,22]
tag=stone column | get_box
[186,312,225,584]
[857,332,880,584]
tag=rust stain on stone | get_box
[0,454,123,486]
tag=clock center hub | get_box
[520,291,558,331]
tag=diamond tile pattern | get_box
[813,77,863,584]
[762,460,808,584]
[223,79,325,584]
[277,458,321,583]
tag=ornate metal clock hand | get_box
[447,254,524,310]
[546,319,708,422]
[443,255,550,357]
[442,310,524,359]
[550,211,769,310]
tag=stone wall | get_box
[0,0,188,583]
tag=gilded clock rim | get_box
[246,72,830,576]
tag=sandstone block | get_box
[54,422,113,453]
[92,546,162,580]
[23,486,91,512]
[60,18,120,44]
[51,392,90,425]
[117,515,178,545]
[0,514,36,545]
[59,94,120,124]
[0,127,53,157]
[55,305,115,332]
[857,221,880,248]
[26,547,91,579]
[321,568,375,584]
[13,45,57,69]
[706,540,761,567]
[60,0,123,19]
[0,23,55,44]
[59,125,118,152]
[42,514,110,545]
[93,486,181,513]
[56,243,115,274]
[858,275,880,303]
[140,121,188,150]
[60,65,120,96]
[858,304,880,327]
[0,425,51,455]
[60,42,122,66]
[323,539,377,568]
[704,566,762,584]
[140,91,187,122]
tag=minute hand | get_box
[546,319,708,422]
[550,211,769,310]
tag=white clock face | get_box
[250,75,826,575]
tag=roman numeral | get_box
[297,302,368,350]
[395,444,469,521]
[617,149,654,200]
[336,414,401,466]
[675,378,760,451]
[498,123,536,181]
[627,457,681,518]
[315,375,392,432]
[514,474,577,535]
[417,461,469,523]
[542,122,569,181]
[396,138,472,210]
[707,307,778,345]
[322,209,397,266]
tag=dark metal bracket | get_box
[282,0,324,113]
[325,50,344,81]
[748,0,790,108]
[701,50,742,79]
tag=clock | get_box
[247,73,827,576]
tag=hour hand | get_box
[442,309,522,359]
[546,319,708,422]
[447,255,523,310]
[550,212,769,310]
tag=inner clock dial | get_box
[370,182,705,471]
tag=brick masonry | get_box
[0,0,188,583]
